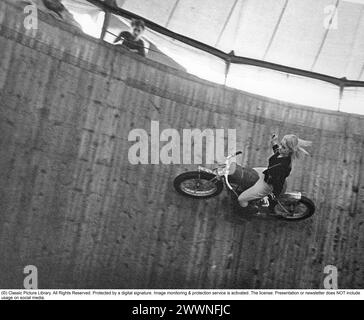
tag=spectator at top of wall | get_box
[113,19,146,57]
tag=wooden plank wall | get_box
[0,0,363,288]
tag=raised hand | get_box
[271,134,279,146]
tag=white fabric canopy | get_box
[62,0,364,114]
[118,0,364,81]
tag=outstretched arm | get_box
[114,31,126,44]
[271,134,279,153]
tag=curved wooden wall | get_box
[0,0,363,288]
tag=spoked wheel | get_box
[173,171,223,199]
[273,196,315,221]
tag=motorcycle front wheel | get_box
[173,171,224,199]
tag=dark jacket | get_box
[115,31,146,57]
[263,144,291,197]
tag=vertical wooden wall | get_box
[0,0,363,288]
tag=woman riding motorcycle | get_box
[238,134,312,208]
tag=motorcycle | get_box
[173,151,315,221]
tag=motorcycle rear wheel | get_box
[173,171,224,199]
[273,196,315,221]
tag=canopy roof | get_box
[63,0,364,114]
[117,0,364,81]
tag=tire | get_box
[273,196,315,221]
[173,171,224,199]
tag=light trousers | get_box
[238,167,273,207]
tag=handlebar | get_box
[226,151,242,160]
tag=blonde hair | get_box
[282,134,312,159]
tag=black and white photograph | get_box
[0,0,363,306]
